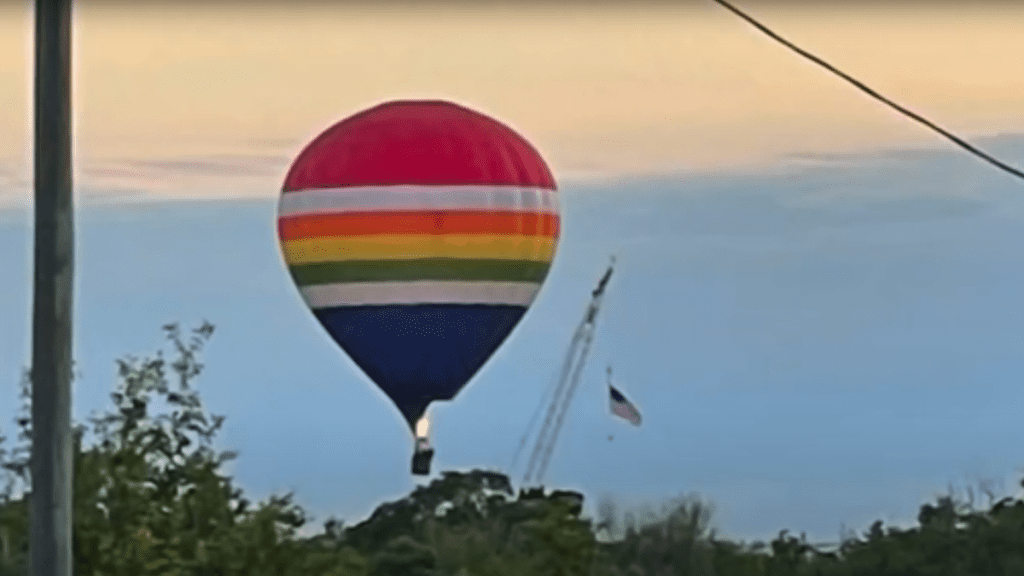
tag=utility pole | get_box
[30,0,74,574]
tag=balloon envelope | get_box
[277,100,560,432]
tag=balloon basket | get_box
[412,442,434,476]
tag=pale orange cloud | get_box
[0,3,1021,202]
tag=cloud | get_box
[0,150,294,207]
[562,132,1024,247]
[777,133,1024,199]
[2,132,1023,220]
[788,133,1024,166]
[109,154,291,178]
[75,153,291,202]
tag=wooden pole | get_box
[30,0,74,573]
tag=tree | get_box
[592,494,718,576]
[0,322,369,575]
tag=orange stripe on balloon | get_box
[280,234,556,265]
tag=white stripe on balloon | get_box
[278,185,559,218]
[300,280,542,308]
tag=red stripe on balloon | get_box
[278,210,560,241]
[282,100,557,191]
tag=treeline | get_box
[0,323,1022,575]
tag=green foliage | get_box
[0,323,367,575]
[346,471,596,576]
[5,321,1024,575]
[591,494,718,576]
[369,535,438,576]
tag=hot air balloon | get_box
[277,100,560,475]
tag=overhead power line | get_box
[710,0,1024,183]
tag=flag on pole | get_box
[609,383,642,426]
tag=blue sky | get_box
[2,134,1024,543]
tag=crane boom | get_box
[520,257,614,487]
[522,317,589,484]
[510,317,580,471]
[531,317,598,483]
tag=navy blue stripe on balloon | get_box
[314,303,528,430]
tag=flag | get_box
[609,384,642,426]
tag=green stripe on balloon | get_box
[288,258,553,286]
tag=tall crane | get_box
[514,257,615,487]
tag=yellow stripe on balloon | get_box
[281,234,557,265]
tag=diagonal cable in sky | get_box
[710,0,1024,183]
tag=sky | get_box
[1,1,1024,545]
[1,2,1024,201]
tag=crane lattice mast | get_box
[518,257,615,487]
